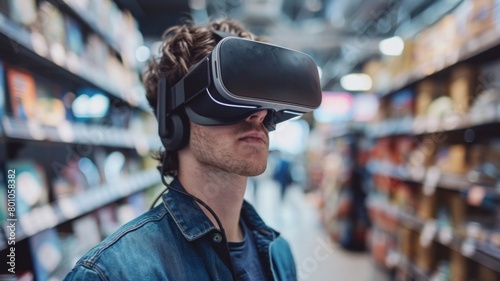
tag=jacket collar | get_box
[162,178,217,241]
[162,178,280,242]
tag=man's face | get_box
[188,110,269,176]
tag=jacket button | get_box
[212,233,222,243]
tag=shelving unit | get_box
[1,116,161,149]
[1,168,160,249]
[378,27,500,98]
[324,1,500,280]
[0,13,149,111]
[0,1,163,279]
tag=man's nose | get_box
[245,110,268,125]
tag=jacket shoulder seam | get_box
[83,207,168,266]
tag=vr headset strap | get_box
[158,77,169,139]
[167,57,211,113]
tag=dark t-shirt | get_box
[228,220,268,281]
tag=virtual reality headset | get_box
[157,37,322,133]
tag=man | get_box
[64,18,320,280]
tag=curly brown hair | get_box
[143,18,259,176]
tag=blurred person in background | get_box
[272,150,294,203]
[64,18,297,280]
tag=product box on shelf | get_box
[415,239,436,273]
[480,59,500,91]
[34,75,67,127]
[0,170,7,222]
[427,96,454,127]
[471,139,500,185]
[399,227,417,260]
[6,160,49,216]
[63,15,84,72]
[413,27,436,72]
[468,0,499,38]
[429,15,460,68]
[38,1,67,67]
[449,65,477,115]
[6,66,37,120]
[52,158,89,200]
[450,249,468,281]
[408,136,438,169]
[449,192,467,229]
[415,79,438,117]
[29,228,63,281]
[435,145,468,175]
[393,137,418,167]
[362,59,385,92]
[0,59,4,118]
[72,214,102,253]
[97,205,120,237]
[417,190,437,221]
[7,0,37,27]
[394,181,418,214]
[390,89,415,119]
[399,39,416,75]
[470,59,500,124]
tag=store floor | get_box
[245,179,389,281]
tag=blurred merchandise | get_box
[0,60,4,117]
[6,66,37,120]
[29,228,63,281]
[6,160,49,216]
[0,1,160,279]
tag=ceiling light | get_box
[135,45,151,62]
[379,36,404,56]
[340,73,372,92]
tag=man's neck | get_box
[178,163,246,242]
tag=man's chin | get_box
[242,166,267,177]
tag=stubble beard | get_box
[190,123,268,177]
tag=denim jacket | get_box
[64,179,297,280]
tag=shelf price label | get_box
[442,112,462,131]
[413,116,427,134]
[438,226,454,245]
[419,220,437,248]
[423,166,441,196]
[58,197,79,220]
[57,121,75,143]
[426,117,441,133]
[407,165,426,182]
[461,238,476,257]
[27,120,45,140]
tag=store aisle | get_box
[245,179,389,281]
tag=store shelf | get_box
[366,160,421,183]
[368,161,500,202]
[396,211,500,273]
[327,122,365,140]
[59,0,121,54]
[1,116,161,150]
[0,168,161,250]
[378,28,500,98]
[397,256,430,281]
[371,203,500,273]
[366,106,500,139]
[0,13,32,49]
[365,117,414,139]
[0,13,150,111]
